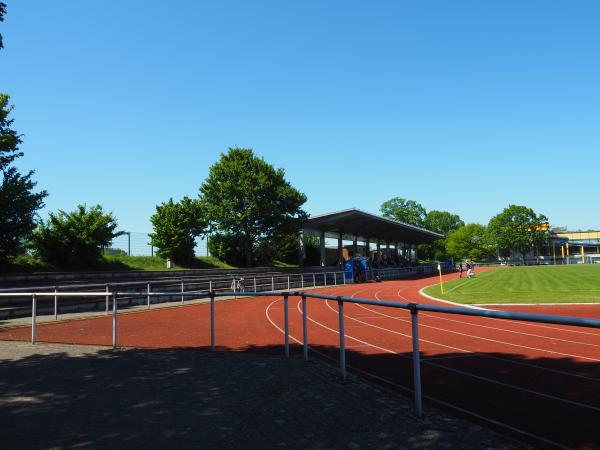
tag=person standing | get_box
[466,261,474,279]
[458,263,463,278]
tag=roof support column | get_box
[386,241,390,259]
[320,230,326,267]
[338,233,343,267]
[353,236,358,257]
[365,237,370,258]
[298,229,305,267]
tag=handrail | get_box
[11,284,600,423]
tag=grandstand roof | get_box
[302,208,442,243]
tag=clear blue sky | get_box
[3,0,600,235]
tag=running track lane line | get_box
[346,286,600,383]
[263,297,571,450]
[418,286,600,337]
[391,286,600,348]
[319,298,600,413]
[366,289,600,362]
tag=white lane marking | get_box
[419,286,600,337]
[442,279,472,294]
[478,302,600,306]
[417,311,600,348]
[342,285,600,382]
[423,354,480,361]
[320,298,600,412]
[263,293,571,450]
[364,294,600,363]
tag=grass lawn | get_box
[423,265,600,304]
[3,255,235,273]
[102,255,235,271]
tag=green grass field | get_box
[423,265,600,304]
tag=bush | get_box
[31,204,120,268]
[149,197,204,263]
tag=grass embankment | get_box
[424,265,600,304]
[3,255,235,273]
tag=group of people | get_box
[370,253,415,269]
[457,262,475,279]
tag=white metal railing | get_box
[0,266,437,319]
[2,286,599,420]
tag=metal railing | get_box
[2,286,599,418]
[0,266,435,320]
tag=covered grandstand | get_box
[298,208,442,267]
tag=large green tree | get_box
[380,197,426,227]
[0,94,47,267]
[446,223,492,261]
[149,197,204,263]
[0,167,46,265]
[487,205,549,262]
[200,148,307,266]
[31,205,120,268]
[419,210,464,260]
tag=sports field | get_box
[424,265,600,304]
[1,273,599,448]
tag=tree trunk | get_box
[244,237,252,267]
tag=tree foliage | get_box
[446,224,492,261]
[380,197,426,227]
[487,205,549,261]
[0,94,22,171]
[0,94,47,267]
[0,2,6,50]
[0,167,46,265]
[149,197,204,263]
[200,148,307,266]
[418,210,465,260]
[31,205,120,268]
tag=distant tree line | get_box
[380,197,549,263]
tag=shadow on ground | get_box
[0,342,547,450]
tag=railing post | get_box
[284,293,289,358]
[147,282,151,309]
[181,279,184,303]
[54,287,58,320]
[112,293,118,350]
[410,304,423,416]
[210,291,215,352]
[334,272,337,285]
[253,277,257,292]
[301,274,304,289]
[271,276,275,292]
[343,271,346,285]
[324,273,327,286]
[312,273,315,287]
[209,279,213,292]
[302,294,308,360]
[287,276,290,291]
[105,284,109,314]
[338,297,346,381]
[31,294,36,344]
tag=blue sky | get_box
[2,0,600,239]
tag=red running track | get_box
[1,272,599,449]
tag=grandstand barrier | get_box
[2,284,600,418]
[0,266,435,320]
